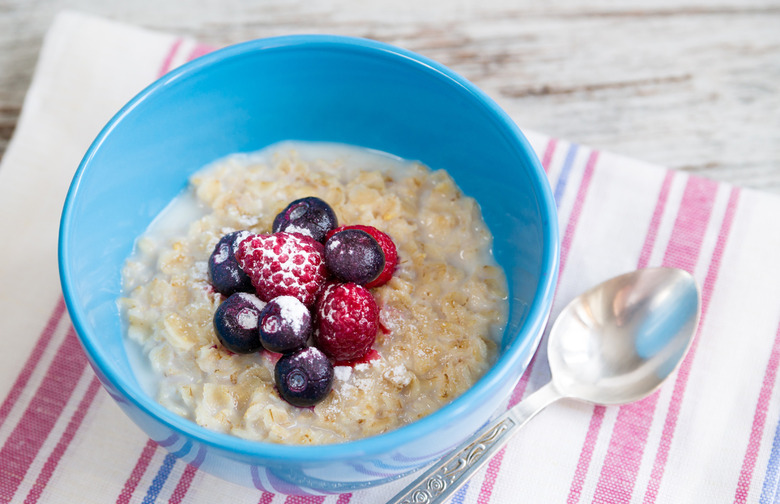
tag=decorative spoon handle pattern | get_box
[390,382,560,504]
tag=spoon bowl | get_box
[390,267,700,504]
[549,267,699,405]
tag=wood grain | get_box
[1,0,779,193]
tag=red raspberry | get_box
[314,283,379,362]
[326,225,397,288]
[235,232,327,306]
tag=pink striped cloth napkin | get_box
[1,10,779,504]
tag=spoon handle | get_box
[387,381,562,504]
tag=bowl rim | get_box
[59,33,560,463]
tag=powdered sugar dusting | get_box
[320,284,339,325]
[236,292,267,311]
[274,295,309,334]
[334,365,352,382]
[236,307,259,330]
[284,223,313,238]
[383,364,412,388]
[213,243,230,264]
[298,346,320,361]
[335,361,377,396]
[231,230,251,253]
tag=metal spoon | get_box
[389,267,700,504]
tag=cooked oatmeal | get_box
[121,142,508,444]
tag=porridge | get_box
[121,142,508,444]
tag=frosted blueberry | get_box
[272,197,338,243]
[324,229,385,285]
[258,295,312,353]
[274,347,334,407]
[213,292,266,353]
[208,230,253,296]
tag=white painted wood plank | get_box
[1,0,779,193]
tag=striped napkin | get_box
[1,10,779,504]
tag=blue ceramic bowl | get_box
[59,35,559,495]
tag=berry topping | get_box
[275,347,334,407]
[208,230,253,296]
[258,296,312,353]
[235,232,328,307]
[213,292,266,354]
[272,196,338,243]
[314,283,379,362]
[326,225,397,288]
[324,229,385,285]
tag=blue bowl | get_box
[58,35,559,495]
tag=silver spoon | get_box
[389,267,700,504]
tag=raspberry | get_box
[235,232,328,307]
[326,225,397,288]
[314,282,379,362]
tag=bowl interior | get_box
[60,35,558,459]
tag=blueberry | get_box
[272,197,338,243]
[258,296,312,353]
[324,229,385,285]
[213,292,266,353]
[208,230,253,296]
[274,347,333,407]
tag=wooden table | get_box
[1,0,778,195]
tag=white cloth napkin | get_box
[1,11,779,504]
